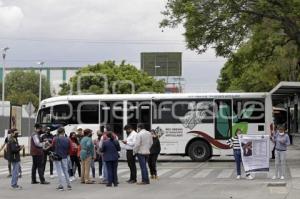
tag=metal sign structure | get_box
[141,52,182,77]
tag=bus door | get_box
[214,99,232,140]
[127,101,151,131]
[100,101,124,140]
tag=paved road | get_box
[1,143,300,199]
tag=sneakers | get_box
[246,175,254,180]
[56,185,64,191]
[280,176,285,180]
[69,176,75,182]
[40,181,50,185]
[272,176,278,180]
[50,175,55,179]
[236,175,241,180]
[127,180,137,184]
[67,185,72,190]
[11,185,22,190]
[137,181,150,185]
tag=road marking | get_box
[193,169,213,178]
[117,169,129,175]
[290,168,300,178]
[0,167,31,175]
[216,169,234,178]
[157,169,172,176]
[170,169,193,178]
[121,172,141,179]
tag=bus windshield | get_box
[37,104,72,125]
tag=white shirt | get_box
[124,130,137,150]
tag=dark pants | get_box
[42,151,53,175]
[148,153,159,176]
[106,161,118,186]
[31,155,46,183]
[97,156,103,176]
[70,155,81,177]
[126,150,137,181]
[8,160,11,175]
[137,154,150,183]
[272,144,276,159]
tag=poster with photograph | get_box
[239,134,270,172]
[11,106,22,134]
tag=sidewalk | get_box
[284,136,300,199]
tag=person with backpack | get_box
[7,129,24,190]
[52,127,72,191]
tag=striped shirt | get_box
[227,137,240,150]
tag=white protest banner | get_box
[239,134,270,173]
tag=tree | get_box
[161,0,300,92]
[59,61,166,95]
[0,70,51,108]
[161,0,300,57]
[217,33,300,92]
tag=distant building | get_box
[0,66,80,95]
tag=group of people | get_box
[1,123,161,190]
[228,126,290,180]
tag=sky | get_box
[0,0,227,92]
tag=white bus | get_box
[36,93,273,161]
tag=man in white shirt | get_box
[122,125,137,184]
[133,123,153,185]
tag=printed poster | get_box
[239,134,270,172]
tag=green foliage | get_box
[59,61,166,95]
[161,1,300,92]
[161,0,300,57]
[0,70,51,108]
[217,25,300,92]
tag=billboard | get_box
[11,106,22,134]
[141,52,182,76]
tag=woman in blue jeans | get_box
[227,129,253,180]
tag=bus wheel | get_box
[188,140,211,162]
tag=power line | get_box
[6,59,226,63]
[0,37,186,45]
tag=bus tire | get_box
[188,140,211,162]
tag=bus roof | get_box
[40,92,268,107]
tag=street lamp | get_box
[37,61,45,106]
[2,47,9,116]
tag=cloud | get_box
[0,0,226,92]
[0,1,24,33]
